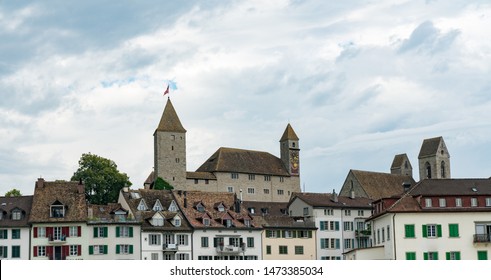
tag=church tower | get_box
[418,136,451,180]
[391,153,413,177]
[154,98,187,189]
[280,123,300,176]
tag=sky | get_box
[1,0,491,196]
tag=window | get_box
[0,246,6,258]
[89,245,107,255]
[279,177,284,183]
[229,237,240,247]
[471,198,478,207]
[319,221,328,231]
[69,245,78,256]
[227,186,234,193]
[137,199,147,211]
[151,253,159,260]
[194,179,199,184]
[12,210,21,220]
[37,246,46,257]
[343,222,353,231]
[248,174,255,180]
[201,237,209,247]
[284,230,293,238]
[358,210,364,216]
[205,179,209,184]
[153,216,164,226]
[277,189,284,195]
[177,234,188,246]
[12,229,20,239]
[50,203,65,218]
[330,238,340,249]
[263,189,270,194]
[11,246,20,258]
[486,198,491,207]
[423,224,442,238]
[329,221,340,231]
[264,175,271,181]
[116,244,133,255]
[69,226,79,237]
[153,200,163,211]
[382,228,385,242]
[176,253,190,260]
[439,198,446,207]
[279,246,288,255]
[168,202,178,212]
[446,251,461,260]
[231,173,239,179]
[324,209,333,215]
[266,230,278,238]
[377,229,380,244]
[247,188,255,194]
[203,218,210,226]
[455,198,462,207]
[36,227,46,238]
[425,162,432,178]
[320,238,328,249]
[117,226,133,238]
[387,225,391,241]
[449,224,459,237]
[425,198,432,207]
[405,224,415,238]
[344,239,353,249]
[295,246,304,255]
[299,230,312,238]
[406,252,416,260]
[477,251,488,260]
[173,218,181,227]
[344,210,351,216]
[224,219,232,228]
[303,207,309,216]
[424,251,439,260]
[247,237,254,248]
[266,245,271,255]
[175,158,180,163]
[149,234,161,245]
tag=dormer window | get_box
[153,199,163,211]
[244,219,251,227]
[203,218,210,226]
[137,199,148,211]
[151,213,164,226]
[217,203,225,212]
[168,201,178,212]
[224,219,232,228]
[12,210,22,220]
[248,207,255,214]
[196,202,205,213]
[173,217,181,227]
[50,201,65,218]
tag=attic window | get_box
[224,219,233,228]
[203,218,210,226]
[50,201,65,218]
[248,207,255,214]
[137,199,148,211]
[173,217,181,227]
[261,208,269,215]
[153,200,163,211]
[12,210,22,220]
[196,203,205,213]
[217,204,225,212]
[153,216,164,226]
[168,201,177,212]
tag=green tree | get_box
[71,153,132,204]
[5,188,22,197]
[153,177,174,190]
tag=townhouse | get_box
[0,195,33,259]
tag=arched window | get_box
[441,161,446,178]
[425,162,432,179]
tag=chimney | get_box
[36,178,45,188]
[331,189,338,202]
[88,207,93,219]
[403,182,411,192]
[239,189,243,202]
[183,191,187,208]
[350,189,355,199]
[77,179,84,194]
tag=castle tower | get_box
[154,98,187,189]
[418,136,450,180]
[280,123,300,176]
[391,153,413,177]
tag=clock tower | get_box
[280,123,300,176]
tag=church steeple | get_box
[418,136,450,180]
[154,98,187,189]
[280,123,300,176]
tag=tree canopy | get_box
[5,188,22,197]
[71,153,131,204]
[153,177,174,190]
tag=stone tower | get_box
[391,153,413,177]
[280,123,300,176]
[154,98,187,189]
[418,136,450,180]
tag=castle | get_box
[147,98,301,202]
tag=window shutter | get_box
[424,252,428,260]
[77,226,81,237]
[129,227,133,237]
[292,231,297,238]
[308,230,312,238]
[281,230,285,238]
[93,227,97,238]
[103,227,108,237]
[4,246,8,258]
[63,245,69,258]
[213,237,217,247]
[116,226,120,237]
[335,239,340,249]
[276,230,281,238]
[103,245,108,254]
[33,246,38,257]
[89,246,94,255]
[456,252,461,260]
[434,252,439,260]
[335,222,340,231]
[437,224,442,237]
[320,222,325,231]
[62,227,69,237]
[78,245,81,256]
[46,227,53,238]
[34,227,38,238]
[129,245,134,254]
[446,252,450,260]
[116,245,120,254]
[422,225,427,238]
[229,237,233,246]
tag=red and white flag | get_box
[163,84,170,95]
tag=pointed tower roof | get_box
[279,123,299,142]
[418,136,445,158]
[156,98,186,133]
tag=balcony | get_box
[163,243,178,252]
[355,230,371,237]
[216,244,245,255]
[473,234,491,243]
[48,235,67,244]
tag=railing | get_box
[473,234,491,243]
[216,244,245,255]
[48,235,67,243]
[163,243,178,251]
[355,230,371,237]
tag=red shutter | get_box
[47,246,53,258]
[78,245,81,256]
[62,227,69,237]
[77,226,81,237]
[46,227,53,239]
[63,245,69,258]
[34,227,38,238]
[33,246,38,257]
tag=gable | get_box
[168,200,178,212]
[153,199,164,211]
[137,199,148,211]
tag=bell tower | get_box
[154,98,187,189]
[418,136,450,180]
[280,123,300,176]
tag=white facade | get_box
[30,223,88,260]
[192,229,262,260]
[86,224,141,260]
[0,227,30,260]
[141,231,192,260]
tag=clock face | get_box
[290,151,299,175]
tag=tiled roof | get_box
[144,171,155,186]
[418,136,443,158]
[195,147,289,176]
[0,195,33,227]
[350,169,415,200]
[390,153,411,169]
[29,179,87,223]
[87,203,137,224]
[173,191,259,229]
[261,216,316,229]
[186,171,217,180]
[155,98,186,133]
[279,123,299,142]
[410,178,491,196]
[242,201,289,216]
[290,192,373,209]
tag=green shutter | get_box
[477,251,488,260]
[129,245,133,254]
[129,227,133,237]
[308,230,312,238]
[320,222,325,231]
[93,227,97,238]
[265,230,271,238]
[213,237,217,247]
[335,239,340,249]
[422,225,428,238]
[276,230,281,238]
[446,252,450,260]
[335,221,339,231]
[437,225,442,237]
[281,230,286,238]
[89,246,94,255]
[103,227,108,238]
[455,252,461,260]
[405,252,415,260]
[3,246,7,258]
[116,245,120,254]
[292,231,297,238]
[103,245,108,254]
[434,252,439,260]
[116,227,120,237]
[449,224,459,237]
[424,252,428,260]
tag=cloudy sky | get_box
[1,0,491,196]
